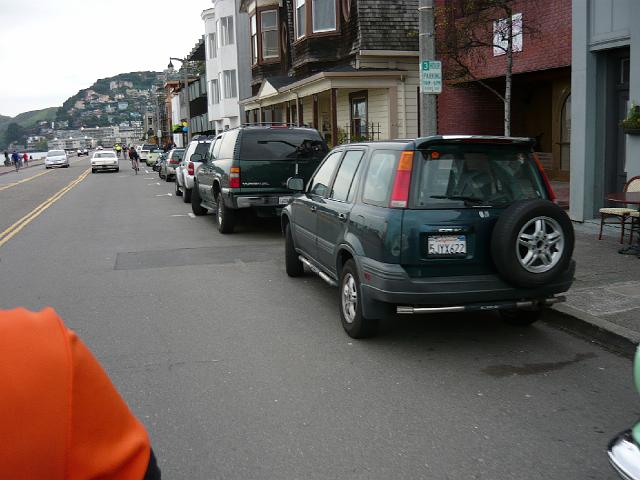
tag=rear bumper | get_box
[224,192,293,211]
[358,256,575,315]
[608,427,640,480]
[184,174,195,190]
[92,164,118,170]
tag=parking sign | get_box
[420,61,442,94]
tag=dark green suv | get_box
[191,126,328,233]
[281,136,575,338]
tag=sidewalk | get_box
[0,160,45,175]
[550,219,640,354]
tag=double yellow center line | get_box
[0,168,91,248]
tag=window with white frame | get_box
[250,15,258,64]
[312,0,336,32]
[493,12,522,56]
[208,33,217,59]
[223,70,237,99]
[261,10,279,59]
[210,79,220,104]
[220,16,234,46]
[295,0,306,39]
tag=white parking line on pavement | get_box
[188,213,196,218]
[171,214,188,217]
[155,193,173,197]
[144,177,154,179]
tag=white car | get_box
[91,151,119,173]
[77,148,89,156]
[175,136,213,203]
[138,144,156,163]
[45,150,69,169]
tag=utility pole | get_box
[419,0,438,137]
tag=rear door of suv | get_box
[400,139,549,278]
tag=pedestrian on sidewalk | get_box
[11,151,20,172]
[22,152,28,167]
[3,151,9,166]
[0,308,161,479]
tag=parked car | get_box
[91,150,119,173]
[146,147,163,167]
[77,148,89,156]
[160,148,185,183]
[175,135,213,203]
[192,126,328,233]
[608,346,640,479]
[139,144,156,164]
[45,150,69,169]
[157,155,168,179]
[281,136,575,338]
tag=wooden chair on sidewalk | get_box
[599,176,640,243]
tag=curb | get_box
[546,303,639,358]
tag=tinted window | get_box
[414,144,547,208]
[209,137,222,160]
[192,142,210,160]
[330,150,364,202]
[218,130,239,159]
[362,150,399,206]
[309,151,342,197]
[239,129,328,161]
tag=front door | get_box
[605,53,630,200]
[315,150,365,274]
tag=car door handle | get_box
[337,213,347,222]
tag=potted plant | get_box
[621,103,640,134]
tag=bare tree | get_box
[435,0,539,136]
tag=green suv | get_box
[191,126,328,233]
[281,136,575,338]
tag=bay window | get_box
[223,70,237,99]
[250,15,258,64]
[295,0,306,39]
[210,79,220,105]
[261,10,279,59]
[220,16,234,46]
[208,33,217,59]
[312,0,336,32]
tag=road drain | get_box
[114,243,281,270]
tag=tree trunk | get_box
[504,12,513,136]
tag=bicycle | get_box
[131,157,139,174]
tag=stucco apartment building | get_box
[435,0,572,187]
[238,0,420,146]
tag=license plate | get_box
[279,196,292,205]
[427,235,467,256]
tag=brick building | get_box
[435,0,572,184]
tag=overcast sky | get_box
[0,0,210,117]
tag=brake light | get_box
[229,166,241,188]
[532,152,556,202]
[170,158,180,165]
[187,161,194,176]
[389,151,414,208]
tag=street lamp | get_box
[168,57,192,144]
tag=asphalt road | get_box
[0,157,637,479]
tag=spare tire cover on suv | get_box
[490,199,574,288]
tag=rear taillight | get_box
[389,151,414,208]
[229,167,241,188]
[532,153,556,202]
[170,159,180,165]
[187,162,194,176]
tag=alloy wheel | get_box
[516,216,564,273]
[341,273,358,324]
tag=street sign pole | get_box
[419,0,438,137]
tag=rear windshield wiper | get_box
[429,195,486,205]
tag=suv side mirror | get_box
[287,177,304,192]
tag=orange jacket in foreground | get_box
[0,308,158,479]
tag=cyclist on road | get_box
[129,146,139,174]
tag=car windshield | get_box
[414,144,547,208]
[171,149,185,160]
[48,150,65,156]
[94,152,116,158]
[239,130,327,161]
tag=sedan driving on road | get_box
[91,151,119,173]
[45,150,69,169]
